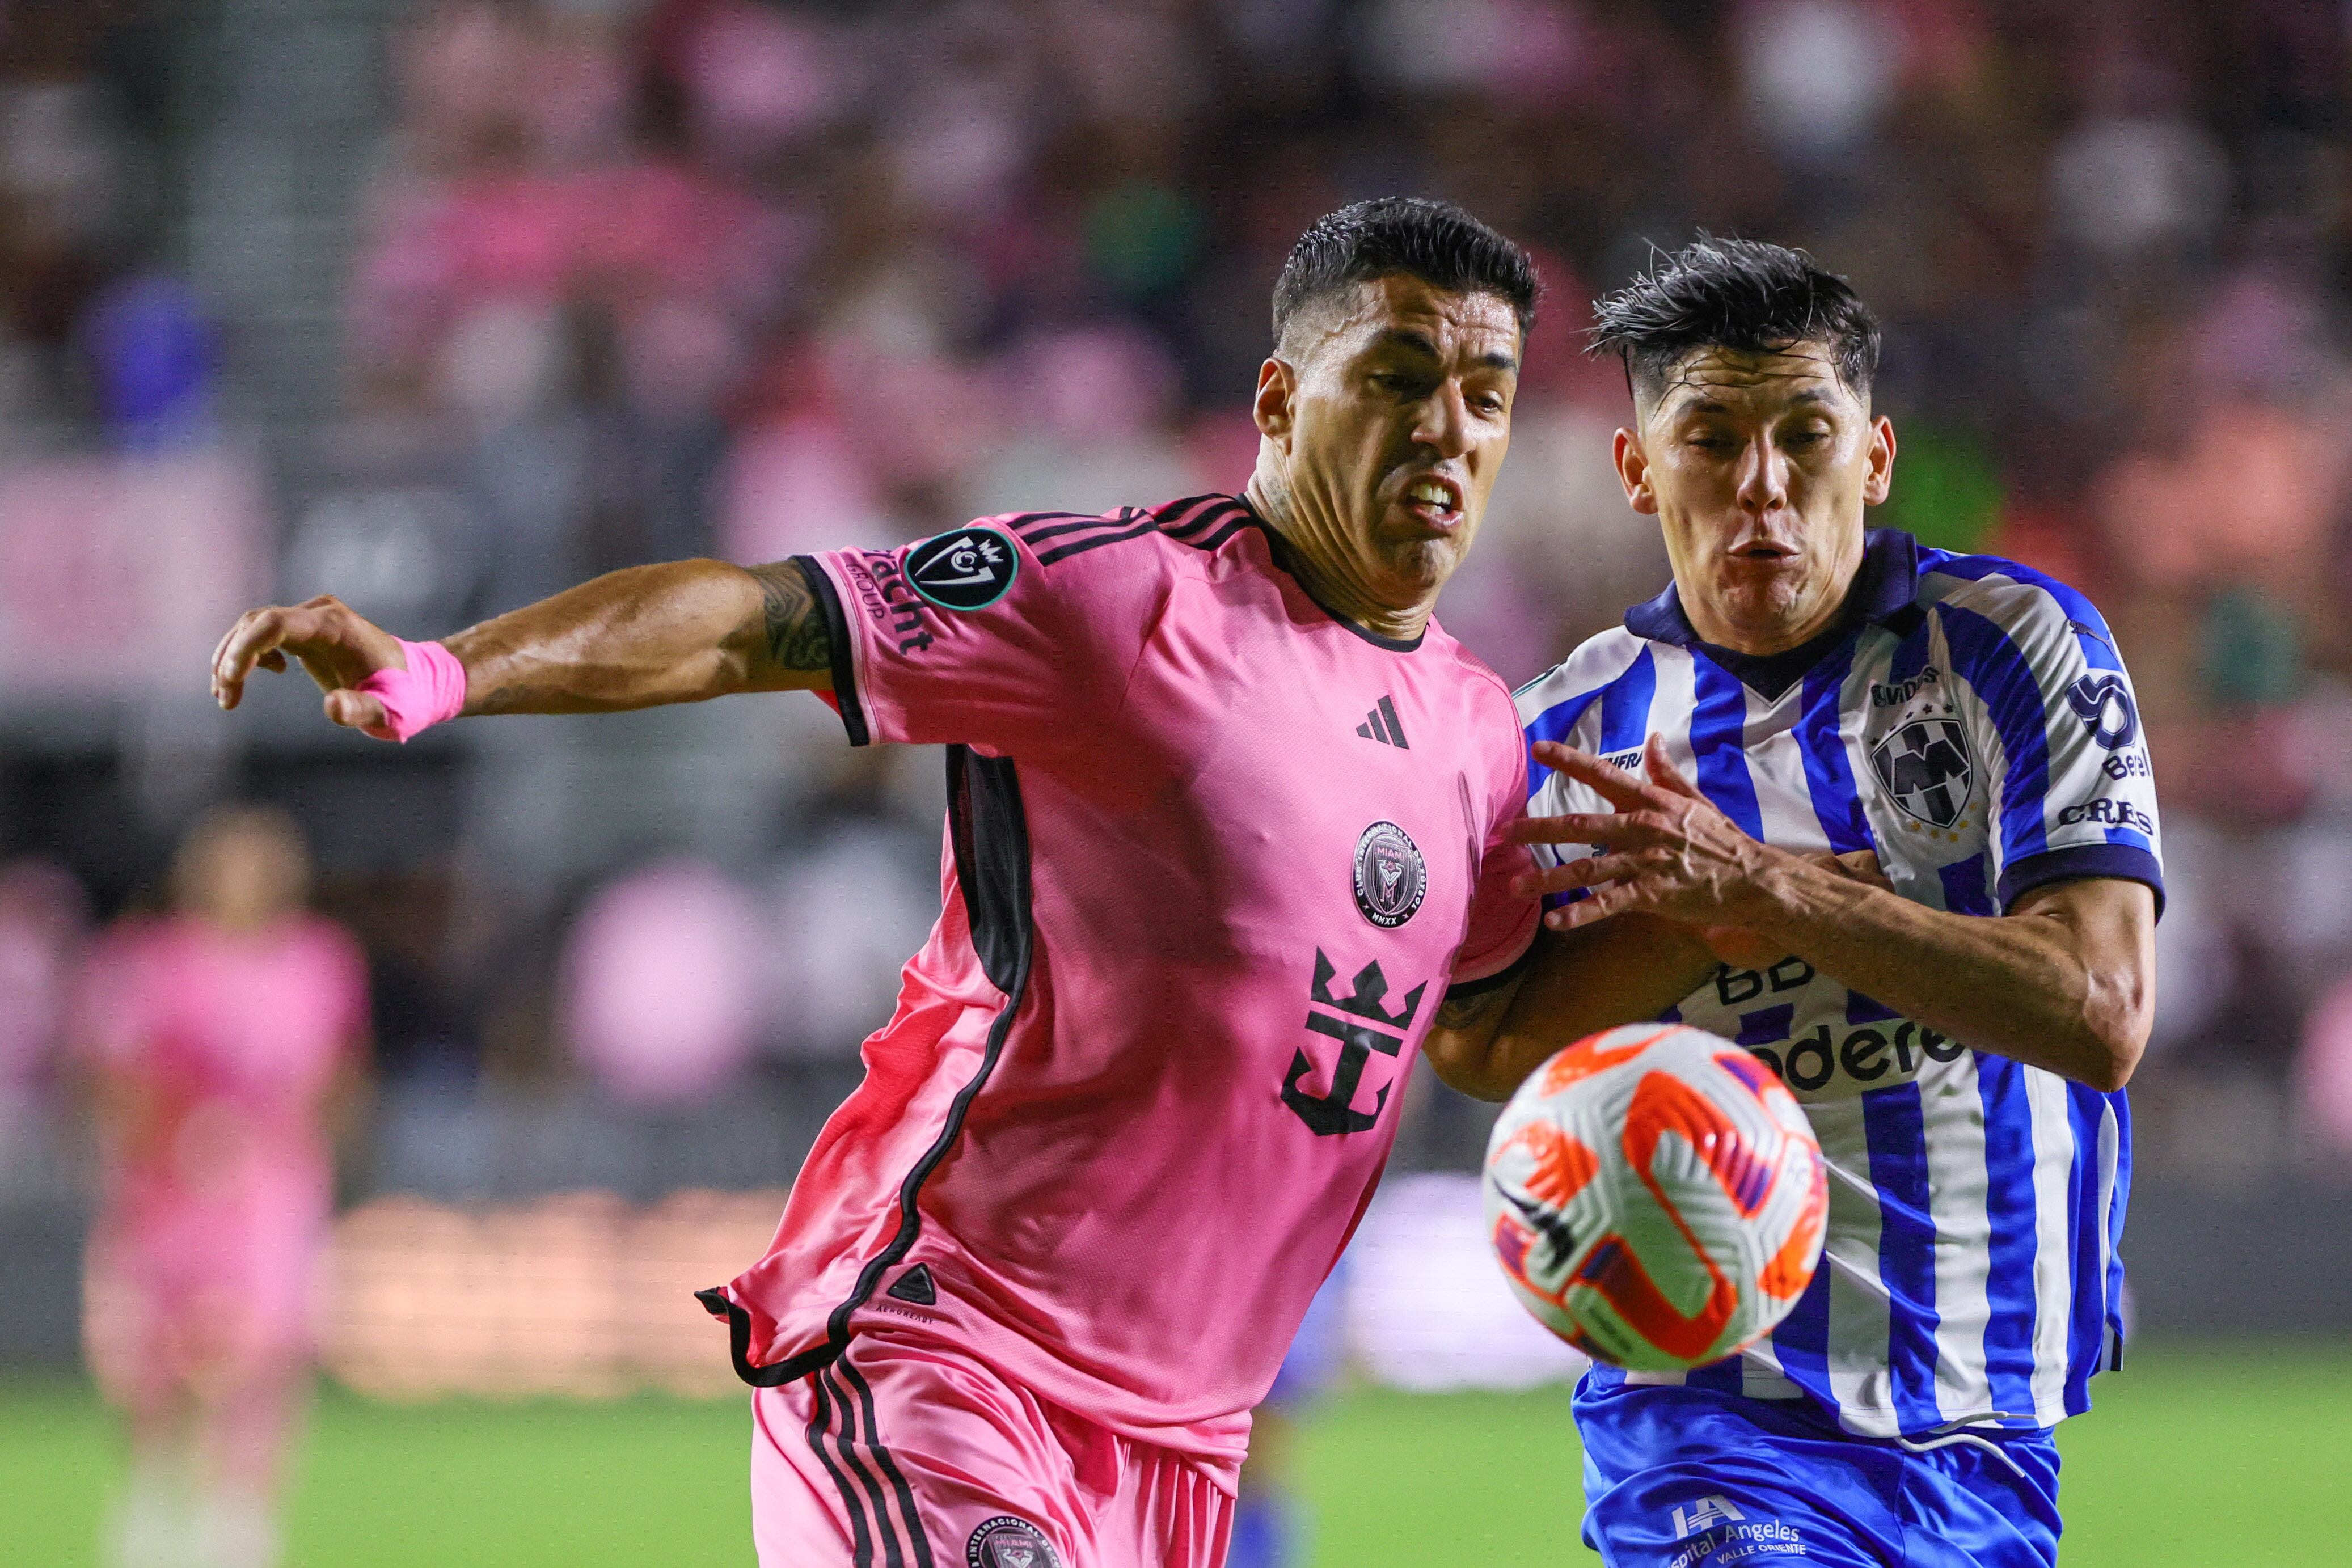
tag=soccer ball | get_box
[1483,1023,1829,1370]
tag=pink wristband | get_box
[353,638,468,743]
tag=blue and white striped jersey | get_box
[1515,530,2161,1439]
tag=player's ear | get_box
[1253,356,1297,450]
[1614,428,1658,515]
[1863,415,1896,506]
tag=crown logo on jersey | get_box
[1284,950,1426,1136]
[1310,949,1427,1029]
[1869,717,1974,830]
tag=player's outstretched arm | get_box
[1425,915,1722,1101]
[1424,851,1886,1102]
[1513,736,2157,1092]
[211,560,832,736]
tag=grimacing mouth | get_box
[1404,472,1464,512]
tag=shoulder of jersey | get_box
[1420,622,1522,719]
[1511,624,1650,723]
[986,494,1257,574]
[1911,546,2118,649]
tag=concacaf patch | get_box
[966,1515,1059,1568]
[906,527,1017,611]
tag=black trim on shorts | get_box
[823,1366,906,1568]
[792,555,870,747]
[696,749,1035,1392]
[805,1370,878,1568]
[837,1353,935,1568]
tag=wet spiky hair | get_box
[1273,197,1540,349]
[1587,234,1880,404]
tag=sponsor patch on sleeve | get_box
[906,527,1017,611]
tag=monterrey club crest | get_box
[968,1516,1059,1568]
[1353,820,1427,928]
[1870,717,1974,829]
[906,526,1016,611]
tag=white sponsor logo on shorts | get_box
[1673,1496,1746,1540]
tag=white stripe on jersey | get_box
[1518,532,2160,1438]
[1810,1097,1898,1436]
[2025,1067,2076,1426]
[2093,1098,2123,1370]
[1919,1051,1993,1425]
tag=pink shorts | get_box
[749,1330,1234,1568]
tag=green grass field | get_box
[6,1345,2349,1566]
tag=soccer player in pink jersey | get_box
[77,807,369,1568]
[209,198,1542,1568]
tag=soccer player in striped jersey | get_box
[1425,238,2159,1568]
[211,199,1546,1568]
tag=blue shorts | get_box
[1574,1378,2061,1568]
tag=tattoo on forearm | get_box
[747,561,832,673]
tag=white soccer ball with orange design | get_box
[1482,1022,1829,1370]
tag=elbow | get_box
[2079,1045,2138,1094]
[2078,1000,2152,1094]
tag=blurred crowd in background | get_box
[5,0,2352,1245]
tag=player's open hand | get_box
[210,595,405,734]
[1508,734,1798,931]
[1696,852,1892,969]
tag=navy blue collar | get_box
[1624,529,1924,698]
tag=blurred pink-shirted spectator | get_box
[78,808,369,1568]
[558,859,765,1105]
[351,3,803,422]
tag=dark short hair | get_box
[1588,234,1880,404]
[1272,197,1540,350]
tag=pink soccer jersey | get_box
[702,494,1539,1474]
[83,915,366,1214]
[79,915,368,1391]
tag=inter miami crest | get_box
[968,1516,1059,1568]
[906,526,1016,610]
[1353,821,1426,928]
[1870,717,1974,829]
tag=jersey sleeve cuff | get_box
[793,555,869,747]
[1998,843,2165,919]
[1446,920,1539,1000]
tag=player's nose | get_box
[1412,382,1475,459]
[1734,432,1789,514]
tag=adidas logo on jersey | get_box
[885,1264,937,1305]
[1354,696,1409,749]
